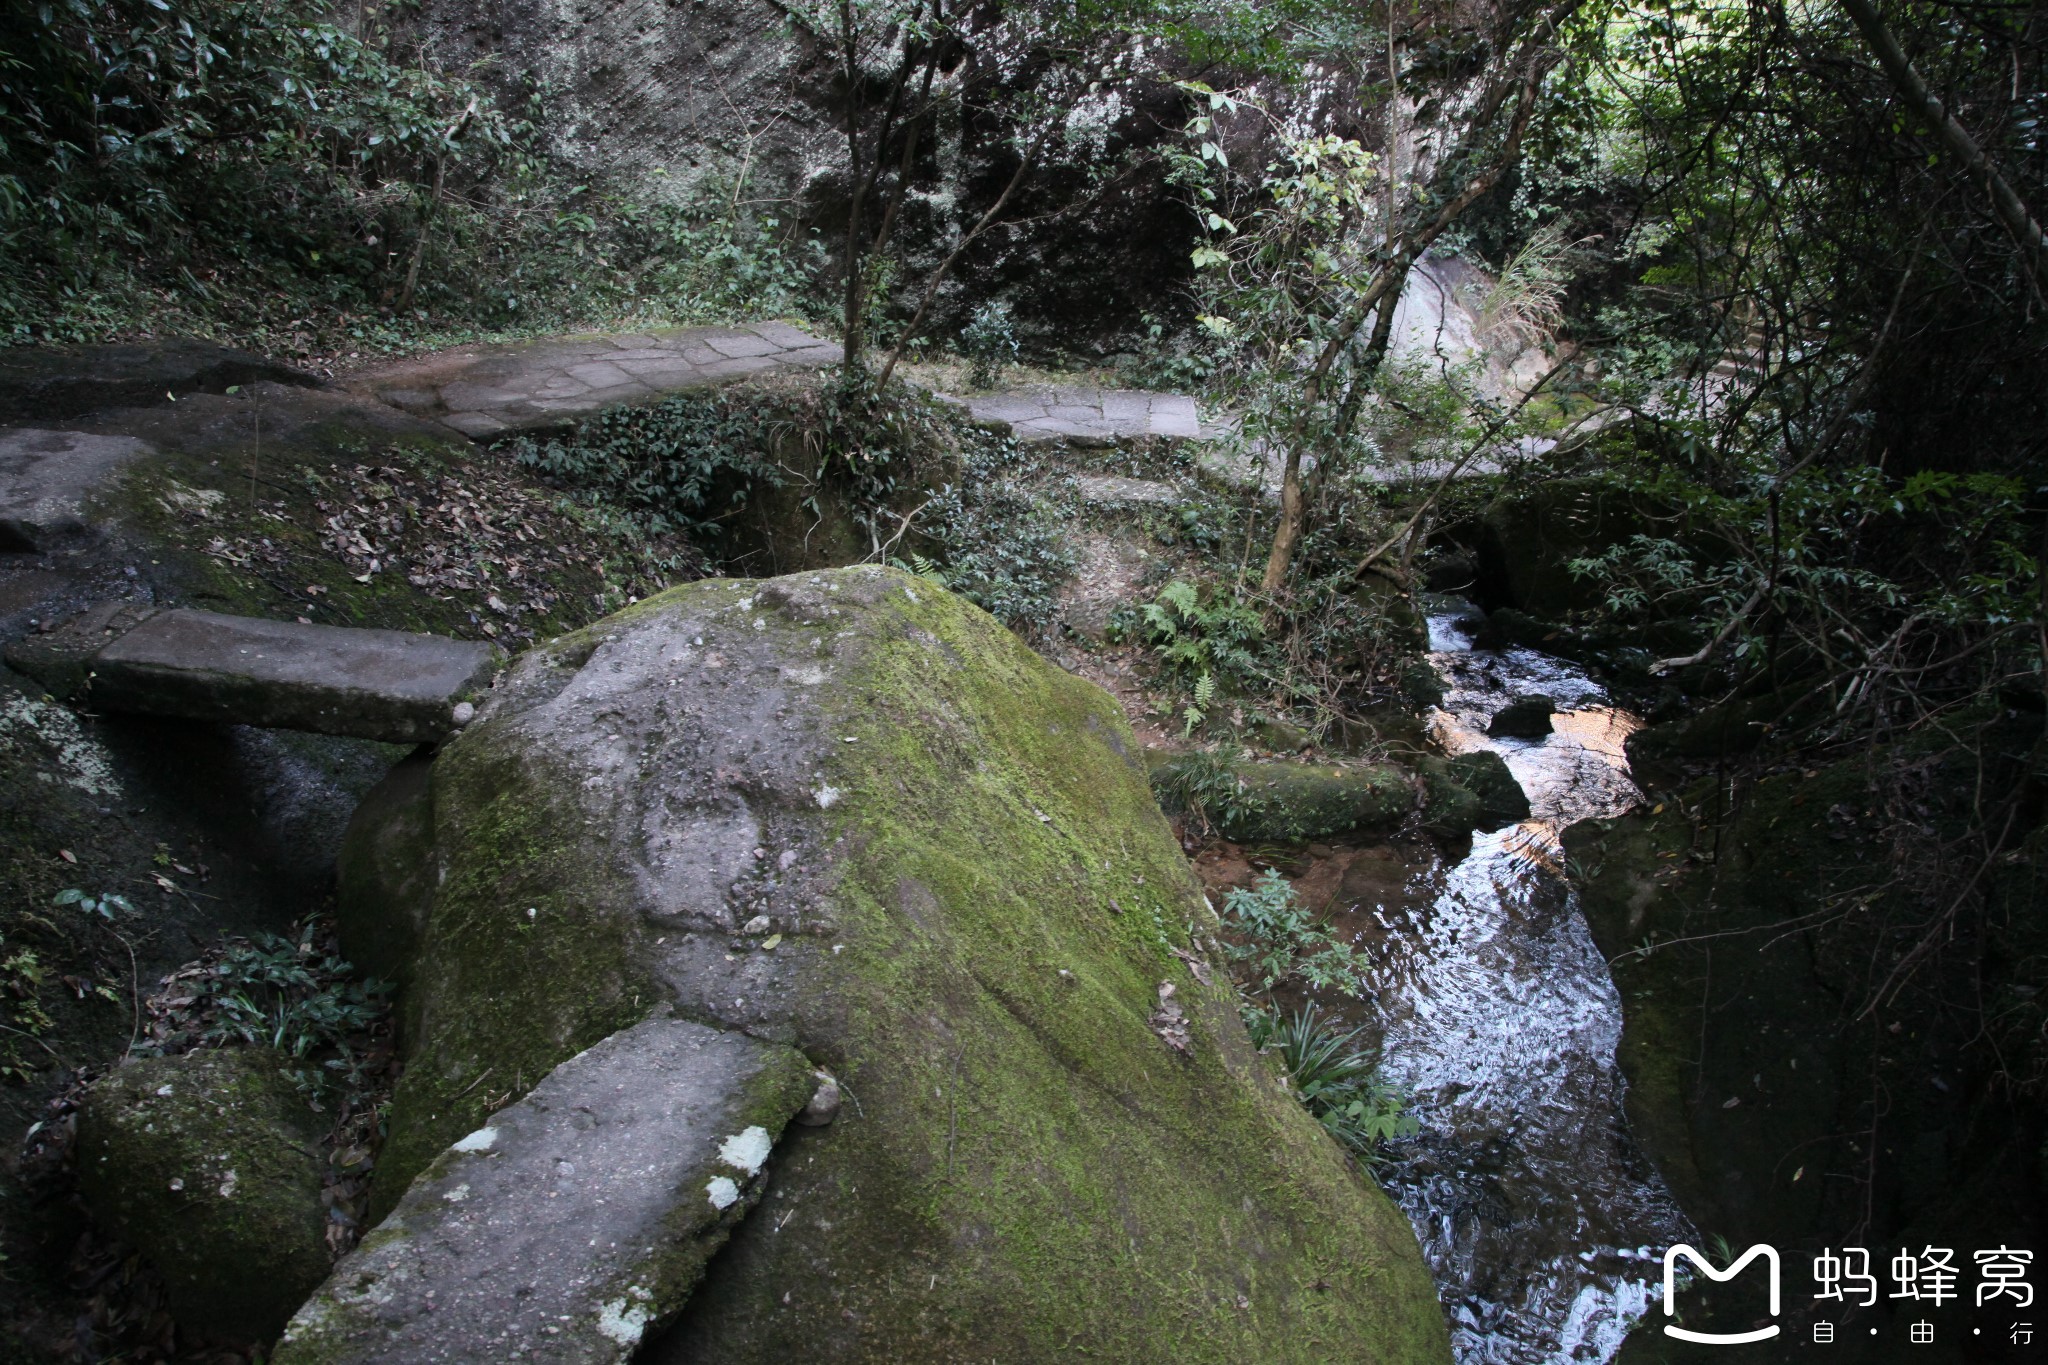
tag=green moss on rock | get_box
[1217,758,1415,844]
[360,566,1449,1364]
[75,1046,330,1342]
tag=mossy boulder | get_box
[342,566,1448,1363]
[75,1046,330,1342]
[333,750,436,1001]
[1213,758,1416,844]
[1475,476,1657,617]
[1417,751,1529,836]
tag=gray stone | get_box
[0,428,159,550]
[3,597,160,699]
[0,339,317,422]
[336,567,1445,1363]
[1147,394,1202,438]
[335,752,438,999]
[1487,693,1557,739]
[277,1016,815,1365]
[77,1047,331,1342]
[700,331,780,359]
[87,608,498,742]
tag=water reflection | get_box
[1359,610,1690,1363]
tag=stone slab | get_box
[276,1016,817,1365]
[0,340,318,423]
[0,428,160,551]
[88,608,499,743]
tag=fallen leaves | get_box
[1150,981,1192,1054]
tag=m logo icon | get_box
[1663,1243,1782,1344]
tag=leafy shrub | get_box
[506,391,784,544]
[961,300,1019,388]
[1116,579,1267,690]
[192,935,388,1065]
[911,433,1081,628]
[1222,868,1367,992]
[0,0,821,347]
[1245,1001,1418,1162]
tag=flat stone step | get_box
[277,1016,817,1365]
[6,605,497,743]
[352,323,842,439]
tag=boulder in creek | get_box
[288,565,1449,1364]
[75,1046,332,1342]
[1486,692,1556,738]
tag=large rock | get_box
[0,428,159,552]
[0,339,316,423]
[75,1047,331,1341]
[315,566,1448,1362]
[1215,758,1416,843]
[280,1016,817,1363]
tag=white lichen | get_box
[1,693,121,797]
[450,1126,498,1153]
[705,1175,741,1210]
[595,1298,650,1347]
[717,1125,773,1176]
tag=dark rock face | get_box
[75,1047,331,1342]
[1486,693,1556,738]
[314,566,1447,1364]
[1475,477,1651,617]
[0,429,158,552]
[279,1017,817,1365]
[1568,715,2048,1355]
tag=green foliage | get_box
[961,300,1020,389]
[0,936,53,1084]
[184,931,389,1094]
[1245,1001,1417,1162]
[1150,748,1270,837]
[1223,868,1367,993]
[0,0,820,348]
[1126,579,1267,689]
[912,435,1081,629]
[51,887,135,921]
[506,391,785,545]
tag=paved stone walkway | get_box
[353,324,1221,448]
[353,322,840,438]
[943,387,1206,445]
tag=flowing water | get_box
[1357,606,1691,1362]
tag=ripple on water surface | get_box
[1359,611,1690,1363]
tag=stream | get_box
[1360,605,1691,1362]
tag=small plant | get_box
[51,888,135,921]
[167,931,392,1096]
[0,938,53,1084]
[1245,1002,1418,1162]
[1222,868,1368,992]
[1117,579,1268,696]
[961,300,1020,388]
[1151,748,1269,837]
[1182,673,1217,738]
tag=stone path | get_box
[352,322,840,438]
[352,324,1224,448]
[5,603,497,743]
[943,386,1207,445]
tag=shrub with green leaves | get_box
[961,300,1020,388]
[1245,1002,1417,1162]
[1223,867,1367,993]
